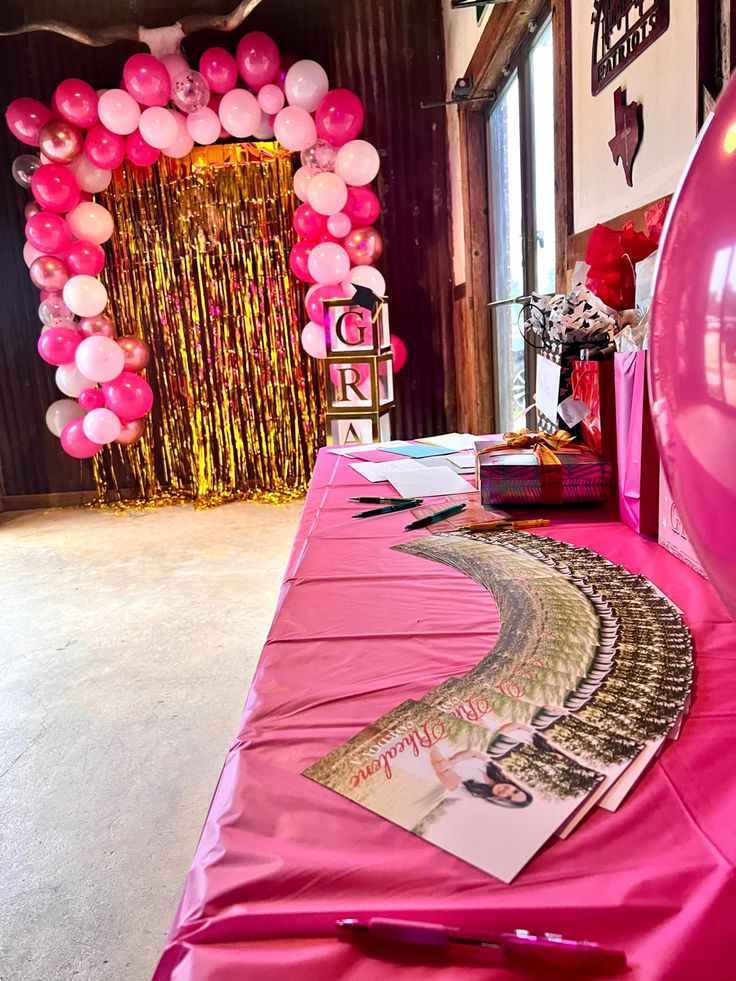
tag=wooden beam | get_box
[467,0,550,103]
[553,0,573,290]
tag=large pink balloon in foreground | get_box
[650,73,736,617]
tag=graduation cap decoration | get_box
[350,283,382,315]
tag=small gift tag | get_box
[535,354,562,422]
[557,396,591,429]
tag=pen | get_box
[337,918,627,973]
[350,497,423,504]
[458,519,551,533]
[404,502,467,531]
[353,501,418,518]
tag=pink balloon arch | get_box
[5,32,405,460]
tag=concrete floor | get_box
[0,500,303,981]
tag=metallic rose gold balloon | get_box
[29,254,69,291]
[115,417,146,445]
[38,118,84,165]
[25,200,42,220]
[78,313,117,338]
[117,335,150,372]
[342,225,383,266]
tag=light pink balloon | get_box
[161,111,194,159]
[252,113,274,140]
[67,202,114,245]
[63,275,108,318]
[199,47,238,94]
[75,334,125,382]
[68,153,112,193]
[293,167,313,203]
[97,89,141,136]
[161,53,190,84]
[83,407,121,444]
[218,89,261,138]
[284,60,329,113]
[326,212,351,237]
[307,241,350,286]
[138,107,178,150]
[24,242,44,267]
[123,54,171,107]
[342,264,386,297]
[186,107,221,145]
[273,106,317,152]
[257,84,284,115]
[60,418,103,458]
[236,31,280,88]
[306,172,348,217]
[301,321,327,358]
[335,139,380,186]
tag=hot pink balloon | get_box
[289,241,315,283]
[391,335,407,372]
[31,163,80,213]
[125,130,160,167]
[186,107,221,145]
[85,124,125,169]
[103,371,153,420]
[343,185,381,227]
[305,283,339,326]
[199,47,238,94]
[5,98,52,146]
[315,89,365,147]
[79,314,116,338]
[64,241,105,277]
[97,89,141,136]
[60,418,102,459]
[257,84,284,115]
[123,54,171,107]
[273,106,317,152]
[293,203,327,240]
[37,324,80,365]
[218,89,261,138]
[26,211,72,254]
[30,255,69,292]
[326,212,351,238]
[307,242,350,286]
[78,387,105,411]
[236,31,279,88]
[301,321,327,359]
[53,79,99,128]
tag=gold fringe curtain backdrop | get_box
[92,142,325,508]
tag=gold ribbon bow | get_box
[478,429,578,467]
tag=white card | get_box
[349,459,425,482]
[418,433,479,451]
[535,355,562,422]
[557,396,591,428]
[329,439,408,456]
[387,466,473,498]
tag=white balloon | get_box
[97,88,141,136]
[139,107,179,150]
[327,212,351,237]
[161,111,194,159]
[66,203,114,245]
[252,113,275,141]
[83,407,121,444]
[186,107,221,145]
[293,166,314,203]
[45,398,84,437]
[335,140,380,187]
[68,155,112,194]
[284,60,329,113]
[342,265,386,298]
[55,362,95,397]
[306,172,348,216]
[63,275,108,318]
[75,335,125,383]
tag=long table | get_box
[153,449,736,981]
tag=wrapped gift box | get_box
[478,442,612,507]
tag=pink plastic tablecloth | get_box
[153,449,736,981]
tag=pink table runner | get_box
[153,449,736,981]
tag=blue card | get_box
[382,443,452,459]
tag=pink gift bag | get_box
[614,351,660,535]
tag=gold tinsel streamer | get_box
[91,142,325,509]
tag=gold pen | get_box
[457,519,551,533]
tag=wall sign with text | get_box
[591,0,670,96]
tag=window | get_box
[487,17,555,431]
